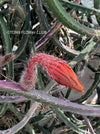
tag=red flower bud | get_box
[20,53,84,92]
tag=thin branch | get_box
[0,80,100,116]
[83,116,95,134]
[0,96,28,103]
[35,21,62,51]
[0,102,40,134]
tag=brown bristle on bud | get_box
[0,53,13,67]
[20,70,36,90]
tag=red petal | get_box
[39,54,84,92]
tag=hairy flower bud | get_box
[20,53,84,92]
